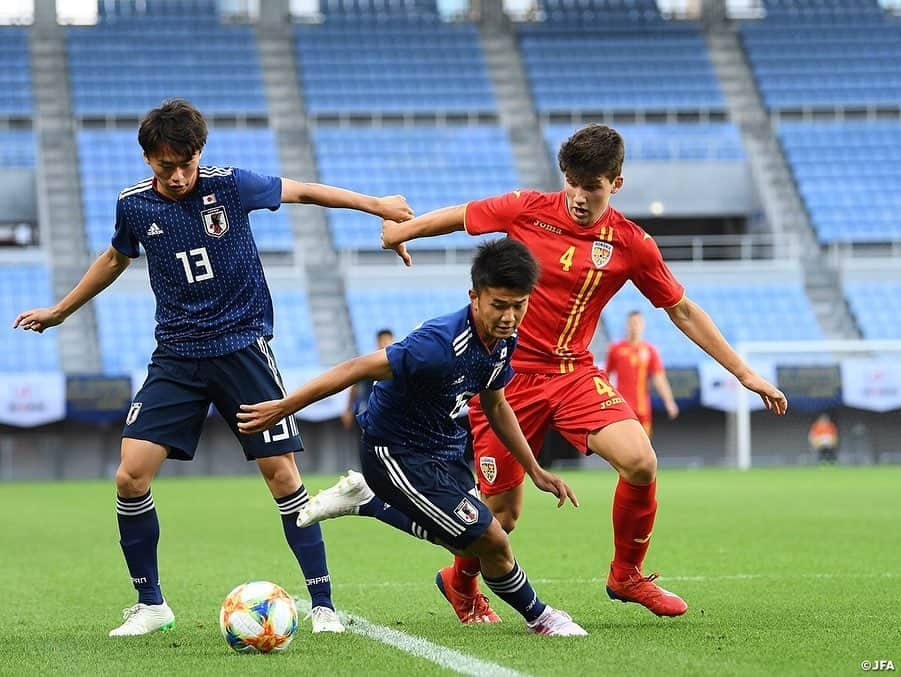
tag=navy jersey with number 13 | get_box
[112,166,281,358]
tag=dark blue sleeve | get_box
[233,167,281,213]
[385,328,453,386]
[110,198,140,258]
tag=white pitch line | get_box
[295,599,527,677]
[324,571,897,590]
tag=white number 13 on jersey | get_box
[175,247,214,284]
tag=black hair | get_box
[375,328,394,339]
[138,98,208,160]
[471,238,540,294]
[558,124,625,183]
[627,310,643,318]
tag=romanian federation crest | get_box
[201,206,229,238]
[479,456,497,484]
[591,241,613,268]
[454,498,479,525]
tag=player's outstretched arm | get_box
[665,297,788,415]
[12,246,131,333]
[479,388,579,508]
[381,204,467,267]
[652,372,680,419]
[280,179,413,223]
[237,349,394,434]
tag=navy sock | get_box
[276,486,333,610]
[359,496,431,541]
[483,561,547,623]
[116,490,163,606]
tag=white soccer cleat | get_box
[527,606,588,637]
[108,602,175,636]
[308,606,346,634]
[296,470,374,528]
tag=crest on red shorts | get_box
[479,456,497,484]
[591,241,613,268]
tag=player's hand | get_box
[13,307,64,333]
[739,372,788,415]
[666,401,679,419]
[381,219,413,267]
[376,195,413,223]
[237,400,290,434]
[529,468,579,508]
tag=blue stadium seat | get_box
[779,121,901,243]
[0,265,60,372]
[0,131,36,167]
[602,281,823,367]
[312,126,517,250]
[739,0,899,110]
[76,128,294,255]
[295,13,496,115]
[0,28,34,115]
[519,2,724,114]
[845,280,901,340]
[66,1,264,116]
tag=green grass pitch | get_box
[1,466,898,676]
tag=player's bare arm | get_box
[237,349,394,434]
[280,178,413,222]
[651,372,680,419]
[665,297,788,415]
[381,204,467,267]
[479,388,579,508]
[13,245,131,333]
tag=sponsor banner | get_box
[0,372,66,427]
[776,365,842,412]
[841,359,901,412]
[66,375,133,424]
[651,366,701,410]
[699,361,776,412]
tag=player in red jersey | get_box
[307,125,787,623]
[606,310,679,438]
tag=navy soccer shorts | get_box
[360,434,494,550]
[124,337,302,461]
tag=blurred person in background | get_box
[341,328,395,430]
[808,412,838,464]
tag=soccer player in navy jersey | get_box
[12,98,413,636]
[237,239,587,635]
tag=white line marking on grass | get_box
[295,598,527,677]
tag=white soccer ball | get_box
[219,581,298,653]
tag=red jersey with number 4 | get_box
[605,340,663,421]
[464,190,684,374]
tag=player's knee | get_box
[620,446,657,484]
[494,506,520,533]
[114,465,151,497]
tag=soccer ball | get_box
[219,581,298,653]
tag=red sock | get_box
[611,477,657,582]
[452,555,480,595]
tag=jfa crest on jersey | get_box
[361,306,517,460]
[111,166,284,358]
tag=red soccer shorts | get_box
[469,365,637,495]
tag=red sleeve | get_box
[629,230,684,308]
[648,344,664,375]
[464,190,536,236]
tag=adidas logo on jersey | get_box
[146,222,163,236]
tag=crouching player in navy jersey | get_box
[13,99,413,636]
[237,239,587,635]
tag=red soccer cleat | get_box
[435,566,502,624]
[606,566,688,617]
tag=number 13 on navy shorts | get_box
[124,338,302,461]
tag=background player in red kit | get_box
[348,124,785,623]
[606,310,679,438]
